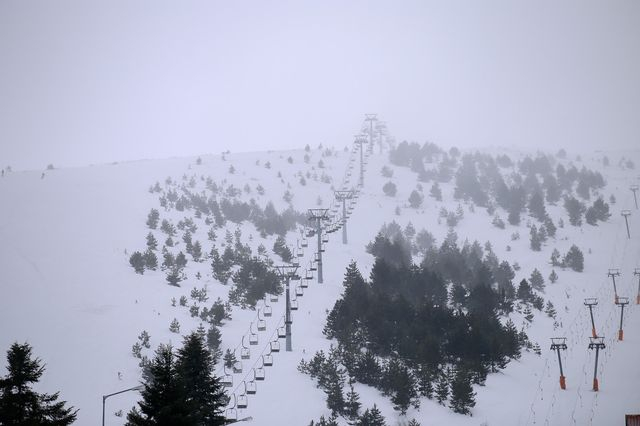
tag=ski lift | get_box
[263,298,272,317]
[254,367,265,381]
[233,359,243,374]
[301,235,308,248]
[310,262,318,272]
[257,309,266,331]
[291,295,299,310]
[225,395,237,421]
[221,366,233,388]
[237,390,248,410]
[301,277,309,288]
[246,380,257,395]
[322,235,329,243]
[277,326,286,338]
[270,294,279,303]
[249,324,258,345]
[241,336,250,359]
[263,353,273,367]
[270,340,281,353]
[296,286,304,297]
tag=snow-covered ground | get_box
[1,143,639,425]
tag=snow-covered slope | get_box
[1,143,639,426]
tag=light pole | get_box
[102,385,143,426]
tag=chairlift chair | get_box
[291,298,299,310]
[249,326,258,345]
[257,309,266,331]
[301,277,309,288]
[254,367,265,381]
[237,394,248,410]
[263,298,273,317]
[296,286,304,297]
[225,395,238,421]
[221,366,233,388]
[270,340,281,352]
[241,336,250,359]
[246,380,257,395]
[262,353,273,367]
[270,294,279,303]
[277,327,286,338]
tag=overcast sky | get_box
[1,1,639,170]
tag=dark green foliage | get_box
[223,349,236,369]
[273,236,293,262]
[564,196,586,226]
[206,326,222,365]
[229,257,281,307]
[356,404,386,426]
[146,232,158,250]
[585,197,611,225]
[529,225,541,251]
[382,360,418,414]
[146,208,160,229]
[529,268,544,291]
[344,384,361,422]
[528,191,546,221]
[563,245,584,272]
[435,371,449,405]
[454,155,488,206]
[210,247,232,284]
[143,249,158,270]
[516,279,533,303]
[382,181,397,197]
[130,251,145,274]
[408,190,423,208]
[449,368,476,415]
[0,342,78,425]
[430,181,443,201]
[549,269,558,284]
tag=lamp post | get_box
[102,385,143,426]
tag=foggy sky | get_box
[1,1,639,170]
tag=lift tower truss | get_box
[274,265,299,352]
[307,208,329,284]
[634,268,640,305]
[354,134,368,187]
[621,210,632,239]
[365,114,378,155]
[584,298,599,338]
[334,190,355,244]
[630,184,639,209]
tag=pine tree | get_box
[169,318,180,333]
[430,182,443,201]
[143,249,158,270]
[344,383,361,422]
[529,225,541,251]
[206,325,222,365]
[529,268,545,291]
[550,248,561,266]
[126,344,188,426]
[549,269,558,284]
[435,371,449,405]
[563,245,584,272]
[174,332,227,425]
[545,301,557,318]
[408,190,423,208]
[146,232,158,250]
[223,349,237,369]
[356,404,386,426]
[129,251,145,274]
[449,368,476,415]
[146,208,160,229]
[0,342,78,425]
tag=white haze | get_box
[1,0,639,170]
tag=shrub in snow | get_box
[383,181,397,197]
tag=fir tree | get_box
[549,269,558,284]
[408,190,423,208]
[382,181,397,197]
[206,325,222,365]
[545,301,557,318]
[529,225,541,251]
[169,318,180,333]
[430,182,443,201]
[550,248,561,266]
[126,344,188,426]
[529,268,545,291]
[564,196,586,226]
[344,383,361,422]
[0,342,78,425]
[143,249,158,270]
[449,368,476,415]
[223,349,237,369]
[563,245,584,272]
[129,251,145,274]
[146,208,160,229]
[146,232,158,251]
[356,404,386,426]
[174,332,227,425]
[435,371,449,405]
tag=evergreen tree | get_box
[435,371,449,405]
[130,251,145,274]
[449,368,476,415]
[382,181,397,197]
[273,236,293,263]
[529,226,541,251]
[356,405,386,426]
[544,215,557,238]
[563,245,584,272]
[169,318,180,333]
[528,191,547,221]
[146,232,158,251]
[408,190,423,208]
[223,349,236,369]
[143,249,158,270]
[564,196,586,226]
[549,269,558,284]
[146,208,160,229]
[529,268,545,291]
[545,301,557,318]
[206,326,222,365]
[550,248,561,266]
[430,182,443,201]
[174,332,227,425]
[344,383,361,422]
[516,279,533,302]
[126,344,188,426]
[0,342,78,425]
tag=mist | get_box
[1,0,639,170]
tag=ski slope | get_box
[1,140,639,425]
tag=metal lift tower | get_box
[365,114,378,155]
[308,209,329,283]
[274,265,299,352]
[334,190,355,244]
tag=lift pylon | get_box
[630,184,639,209]
[365,114,378,155]
[621,210,632,239]
[608,269,621,303]
[334,190,355,244]
[550,337,568,389]
[588,336,606,391]
[307,209,329,284]
[634,268,640,304]
[615,297,629,341]
[584,298,598,338]
[274,265,299,352]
